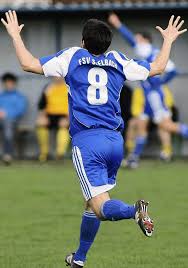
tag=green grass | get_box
[0,160,188,268]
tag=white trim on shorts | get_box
[139,91,171,124]
[139,111,171,123]
[72,146,116,201]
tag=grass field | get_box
[0,160,188,268]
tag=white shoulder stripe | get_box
[42,57,62,77]
[108,51,149,81]
[109,51,136,79]
[57,47,81,77]
[110,50,131,67]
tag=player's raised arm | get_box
[108,13,136,48]
[150,15,187,77]
[1,10,43,74]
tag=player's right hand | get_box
[108,13,122,29]
[1,10,24,38]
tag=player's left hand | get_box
[156,15,187,43]
[1,10,24,38]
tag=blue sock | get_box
[74,211,100,264]
[101,200,136,221]
[179,124,188,138]
[133,136,147,158]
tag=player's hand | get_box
[108,13,122,29]
[1,10,24,38]
[156,15,187,43]
[0,110,6,119]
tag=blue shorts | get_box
[72,128,124,201]
[140,90,171,123]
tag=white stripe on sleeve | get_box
[112,51,150,82]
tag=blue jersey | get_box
[40,47,150,136]
[0,89,27,120]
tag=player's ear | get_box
[81,39,85,48]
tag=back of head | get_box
[82,19,113,55]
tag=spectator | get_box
[36,77,69,162]
[0,73,27,164]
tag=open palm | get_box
[156,15,187,42]
[1,10,24,38]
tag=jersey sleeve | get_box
[111,51,150,82]
[123,59,151,81]
[39,47,81,78]
[40,53,62,77]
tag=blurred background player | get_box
[122,85,178,166]
[122,86,145,159]
[36,77,69,162]
[158,85,179,161]
[108,13,183,168]
[0,73,27,164]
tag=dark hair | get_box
[82,19,113,55]
[137,31,153,43]
[1,73,18,83]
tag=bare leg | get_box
[36,112,49,162]
[125,117,139,155]
[137,118,149,137]
[159,118,180,133]
[126,118,149,168]
[88,192,111,219]
[158,126,173,161]
[56,117,70,158]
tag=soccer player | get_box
[109,13,184,168]
[121,85,177,167]
[2,10,187,267]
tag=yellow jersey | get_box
[43,82,69,115]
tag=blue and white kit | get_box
[140,49,176,123]
[40,47,150,200]
[118,24,177,123]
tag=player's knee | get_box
[36,114,49,127]
[137,120,148,136]
[129,118,138,128]
[88,192,110,220]
[85,201,103,219]
[58,117,69,129]
[91,208,104,220]
[159,118,177,133]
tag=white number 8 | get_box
[87,67,108,105]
